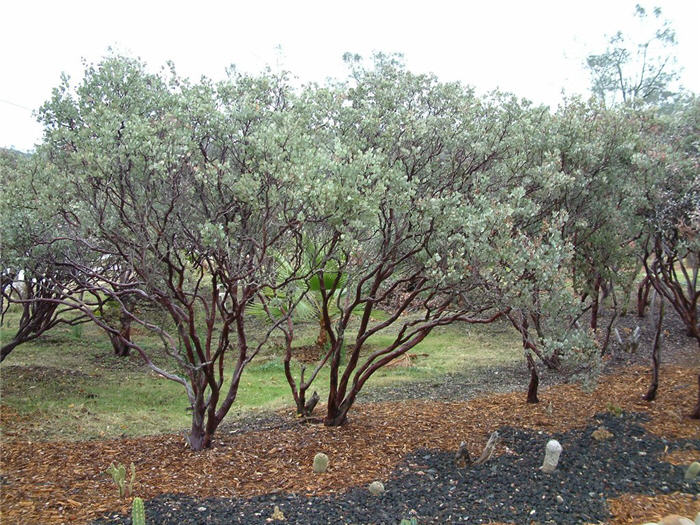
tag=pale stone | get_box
[313,452,329,473]
[684,461,700,480]
[658,515,694,525]
[368,481,385,496]
[540,439,562,473]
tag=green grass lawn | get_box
[0,308,522,442]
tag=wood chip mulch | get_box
[1,365,698,525]
[608,493,700,524]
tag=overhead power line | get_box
[0,99,34,112]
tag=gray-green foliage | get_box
[499,96,650,375]
[35,54,330,449]
[0,149,94,361]
[635,95,699,352]
[309,55,605,424]
[20,49,698,442]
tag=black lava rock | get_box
[93,412,699,525]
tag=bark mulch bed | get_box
[1,365,699,524]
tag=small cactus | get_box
[605,402,623,417]
[131,497,146,525]
[313,453,329,473]
[106,462,136,497]
[271,505,285,521]
[368,480,384,496]
[685,461,700,480]
[399,518,418,525]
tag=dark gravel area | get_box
[361,304,700,406]
[359,363,536,404]
[94,412,700,525]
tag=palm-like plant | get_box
[247,242,346,416]
[248,247,346,349]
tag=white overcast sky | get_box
[1,0,698,152]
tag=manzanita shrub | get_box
[3,51,697,451]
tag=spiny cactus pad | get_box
[591,426,613,441]
[271,505,285,521]
[313,453,329,473]
[368,480,384,496]
[105,461,136,497]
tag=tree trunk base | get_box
[109,334,131,357]
[187,422,212,451]
[526,354,539,404]
[302,391,320,416]
[691,374,700,420]
[643,384,658,402]
[454,441,472,468]
[323,412,348,427]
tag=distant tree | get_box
[635,96,699,417]
[478,97,618,400]
[552,99,644,337]
[586,4,681,106]
[0,151,93,361]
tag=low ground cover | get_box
[0,312,520,442]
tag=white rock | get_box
[540,439,562,473]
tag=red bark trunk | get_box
[526,353,539,404]
[643,301,664,402]
[325,381,353,426]
[692,374,700,420]
[637,277,651,317]
[324,407,348,426]
[590,276,601,331]
[316,317,328,349]
[0,339,21,362]
[187,421,212,451]
[109,314,132,357]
